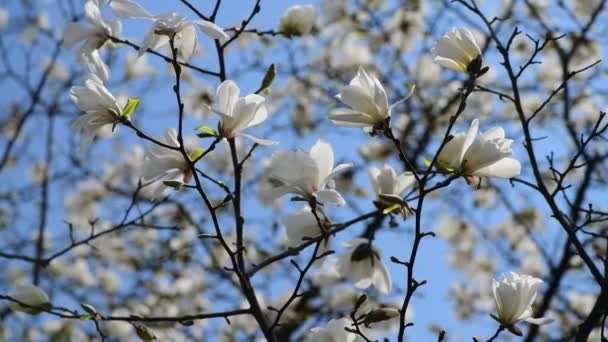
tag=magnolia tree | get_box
[1,0,607,341]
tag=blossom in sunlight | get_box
[368,164,415,217]
[63,0,121,80]
[70,74,129,150]
[334,239,391,294]
[303,318,356,342]
[211,80,277,145]
[111,0,229,60]
[9,285,51,314]
[369,164,415,198]
[491,272,552,335]
[266,139,352,206]
[432,28,483,75]
[329,66,414,131]
[279,5,317,37]
[436,119,521,181]
[142,128,191,197]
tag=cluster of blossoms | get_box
[6,0,549,339]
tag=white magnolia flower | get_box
[432,28,483,75]
[330,66,414,130]
[369,164,415,217]
[212,80,276,145]
[283,206,327,248]
[437,119,521,180]
[70,74,125,150]
[369,164,415,200]
[9,285,51,314]
[279,5,317,37]
[142,128,191,197]
[334,239,392,294]
[492,272,552,332]
[111,0,229,60]
[303,318,356,342]
[63,0,119,80]
[266,140,352,206]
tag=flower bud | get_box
[9,285,51,315]
[363,307,400,327]
[134,323,157,341]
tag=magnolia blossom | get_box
[279,5,317,37]
[369,164,415,200]
[368,164,415,217]
[63,0,120,80]
[212,80,276,145]
[334,239,391,294]
[70,74,124,150]
[266,140,352,206]
[432,28,482,75]
[9,285,51,314]
[436,119,521,180]
[330,67,414,130]
[142,128,191,196]
[492,272,552,333]
[111,0,229,60]
[303,318,356,342]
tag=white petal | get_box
[310,139,334,184]
[178,23,197,61]
[337,86,382,118]
[63,23,96,48]
[195,20,229,42]
[433,56,467,73]
[215,80,240,117]
[374,261,392,294]
[235,132,278,146]
[329,109,376,127]
[523,317,553,325]
[110,0,152,19]
[82,50,110,81]
[472,158,521,178]
[313,189,346,206]
[460,118,479,165]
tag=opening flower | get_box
[492,272,553,335]
[63,0,121,80]
[432,28,483,75]
[70,73,127,150]
[142,128,193,198]
[436,118,521,181]
[111,0,229,60]
[211,80,276,145]
[266,139,352,206]
[330,66,414,131]
[369,164,415,217]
